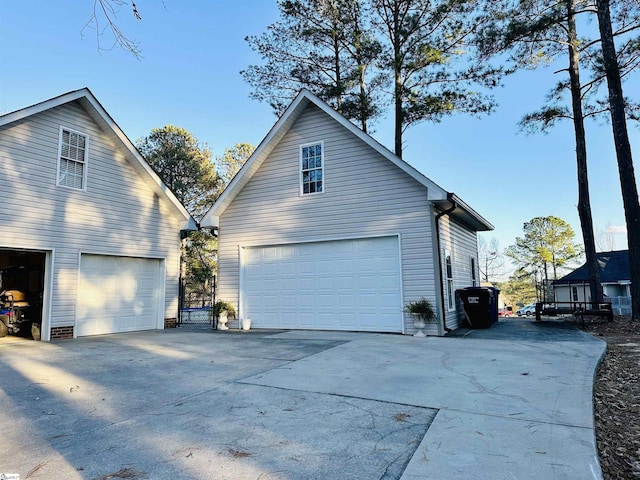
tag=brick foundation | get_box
[164,317,177,329]
[51,326,74,339]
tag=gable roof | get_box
[554,250,630,284]
[0,88,197,231]
[200,89,492,232]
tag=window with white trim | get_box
[572,286,578,302]
[445,249,455,311]
[300,142,323,195]
[58,127,87,190]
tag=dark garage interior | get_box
[0,249,45,340]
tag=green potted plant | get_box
[212,300,236,330]
[405,298,436,337]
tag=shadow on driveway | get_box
[0,329,435,479]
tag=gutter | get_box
[435,193,458,334]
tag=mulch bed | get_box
[581,316,640,479]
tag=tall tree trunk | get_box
[596,0,640,320]
[567,0,602,305]
[333,33,343,112]
[353,14,369,133]
[543,262,549,300]
[391,1,403,158]
[359,68,368,133]
[394,68,403,157]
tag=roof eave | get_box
[201,93,313,228]
[200,89,451,228]
[0,88,197,230]
[433,193,494,232]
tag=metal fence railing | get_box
[179,307,215,329]
[536,301,613,324]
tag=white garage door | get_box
[77,255,163,336]
[242,236,402,332]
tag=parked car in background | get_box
[498,306,513,317]
[517,303,537,316]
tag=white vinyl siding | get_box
[438,215,479,330]
[58,127,87,190]
[0,101,183,332]
[218,104,437,334]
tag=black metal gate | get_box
[178,275,216,329]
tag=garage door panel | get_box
[264,263,279,277]
[299,279,315,292]
[281,262,297,276]
[117,315,138,331]
[360,274,381,289]
[379,293,400,307]
[243,237,402,332]
[337,258,354,273]
[280,279,298,292]
[77,255,162,337]
[377,256,399,271]
[379,313,401,329]
[377,274,401,289]
[358,258,376,273]
[317,260,335,274]
[299,312,315,327]
[281,295,297,308]
[246,263,262,276]
[281,312,298,327]
[263,247,278,259]
[338,295,355,308]
[338,313,356,327]
[336,276,355,289]
[317,281,334,292]
[359,315,379,329]
[245,278,264,292]
[299,261,315,275]
[263,279,281,292]
[263,295,280,309]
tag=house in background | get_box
[553,250,631,315]
[201,89,493,336]
[0,89,197,341]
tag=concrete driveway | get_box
[0,319,604,479]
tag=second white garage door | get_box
[76,254,163,337]
[242,236,402,332]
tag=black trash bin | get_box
[457,286,500,328]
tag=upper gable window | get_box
[300,142,323,195]
[58,127,88,190]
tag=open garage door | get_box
[77,254,163,336]
[242,236,402,332]
[0,249,46,341]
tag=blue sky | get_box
[1,1,638,277]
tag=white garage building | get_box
[0,89,196,341]
[202,90,492,335]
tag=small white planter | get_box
[412,316,427,337]
[217,312,229,330]
[242,318,252,331]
